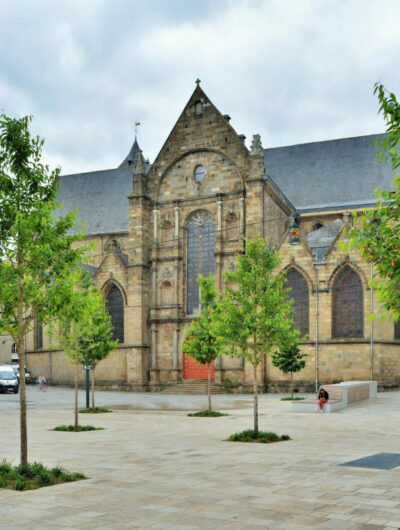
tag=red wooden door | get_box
[183,356,215,380]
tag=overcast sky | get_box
[1,0,399,174]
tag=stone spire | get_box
[119,138,146,168]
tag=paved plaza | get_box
[1,387,400,529]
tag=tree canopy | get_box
[346,84,400,322]
[271,343,306,398]
[0,113,85,465]
[215,236,298,432]
[183,274,223,412]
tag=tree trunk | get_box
[73,324,79,428]
[207,363,211,413]
[74,362,79,429]
[17,278,28,466]
[291,371,294,399]
[253,362,258,435]
[91,367,95,409]
[17,338,28,467]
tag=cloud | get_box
[0,0,399,174]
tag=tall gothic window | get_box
[106,284,124,343]
[394,319,400,340]
[187,211,215,315]
[333,266,363,338]
[286,269,309,336]
[35,318,43,350]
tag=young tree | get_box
[79,292,117,409]
[0,114,84,466]
[271,343,307,399]
[216,237,298,434]
[53,271,112,427]
[183,275,222,412]
[346,84,400,321]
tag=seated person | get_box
[317,387,329,412]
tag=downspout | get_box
[312,263,319,392]
[370,262,374,381]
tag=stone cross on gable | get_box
[195,78,201,86]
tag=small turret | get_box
[120,138,146,168]
[250,134,264,157]
[249,134,265,177]
[133,148,146,175]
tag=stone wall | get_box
[21,86,400,391]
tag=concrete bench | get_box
[291,381,378,413]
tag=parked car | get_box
[9,364,31,384]
[0,365,19,393]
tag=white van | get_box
[0,365,19,394]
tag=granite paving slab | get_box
[2,387,400,528]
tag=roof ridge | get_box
[61,167,128,178]
[264,132,387,151]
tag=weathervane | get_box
[134,121,141,139]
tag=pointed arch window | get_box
[106,284,124,343]
[333,266,363,338]
[187,211,215,315]
[286,269,309,336]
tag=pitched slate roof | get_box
[57,167,133,235]
[264,134,396,212]
[78,263,99,278]
[57,133,396,237]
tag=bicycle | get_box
[37,379,47,392]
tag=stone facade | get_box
[22,83,400,391]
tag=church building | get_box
[24,82,399,391]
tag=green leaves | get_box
[374,82,400,171]
[0,113,87,466]
[271,343,306,375]
[51,271,117,367]
[214,236,299,365]
[183,274,222,366]
[345,84,400,322]
[0,114,86,340]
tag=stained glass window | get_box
[187,211,215,314]
[286,269,309,336]
[333,266,363,338]
[106,285,124,343]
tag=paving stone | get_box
[3,387,400,529]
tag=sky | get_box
[0,0,399,175]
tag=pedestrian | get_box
[317,387,329,412]
[38,374,47,391]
